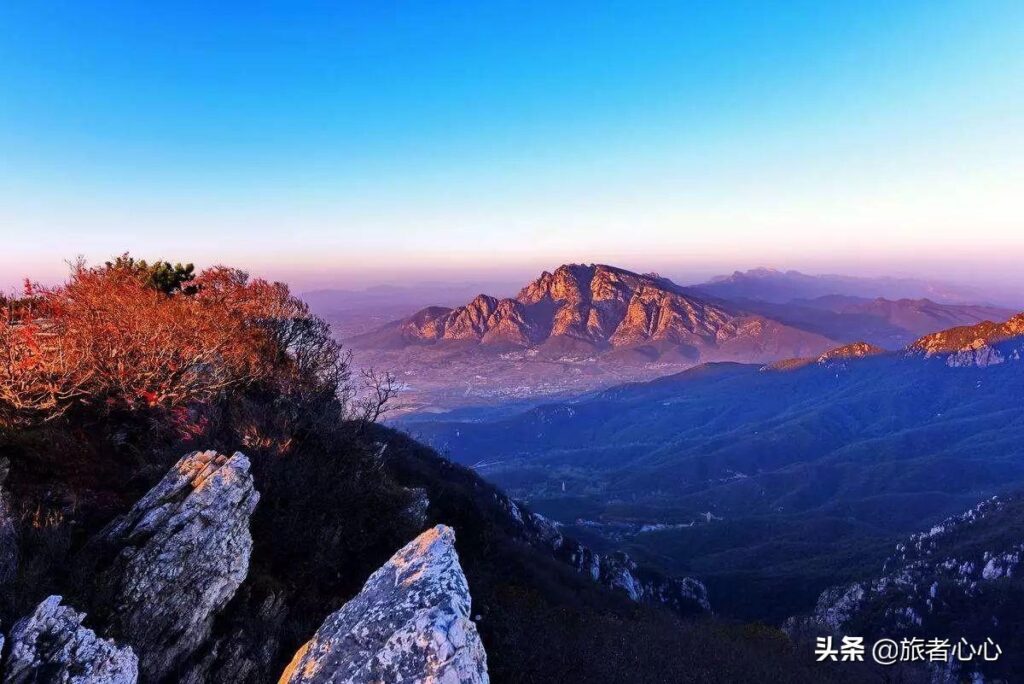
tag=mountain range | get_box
[346,263,1017,412]
[400,313,1024,621]
[691,267,1021,308]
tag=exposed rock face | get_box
[908,312,1024,360]
[785,494,1024,682]
[816,341,886,364]
[0,458,17,584]
[945,344,1006,368]
[3,595,138,684]
[279,525,488,684]
[372,264,834,361]
[98,450,259,681]
[522,508,710,614]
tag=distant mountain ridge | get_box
[353,263,836,363]
[714,294,1015,350]
[693,267,1019,307]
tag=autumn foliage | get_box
[0,260,349,429]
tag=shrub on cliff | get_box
[0,258,348,435]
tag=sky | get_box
[1,1,1022,292]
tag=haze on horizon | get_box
[1,2,1022,293]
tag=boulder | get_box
[279,525,488,684]
[98,450,259,681]
[3,595,138,684]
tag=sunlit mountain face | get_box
[336,263,1018,415]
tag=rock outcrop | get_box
[279,525,488,684]
[785,494,1024,682]
[3,595,138,684]
[908,312,1024,362]
[97,450,259,681]
[816,341,886,364]
[523,510,710,614]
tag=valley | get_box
[394,311,1024,623]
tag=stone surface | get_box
[99,450,259,681]
[279,525,488,684]
[3,595,138,684]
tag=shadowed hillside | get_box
[403,317,1024,621]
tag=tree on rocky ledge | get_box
[0,257,353,436]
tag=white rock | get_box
[279,525,488,684]
[99,450,259,681]
[4,595,138,684]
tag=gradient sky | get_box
[1,1,1022,291]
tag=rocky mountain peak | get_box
[368,263,835,362]
[280,524,488,684]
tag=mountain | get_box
[786,492,1024,682]
[301,281,521,339]
[2,259,863,683]
[741,296,1017,349]
[401,313,1024,621]
[348,264,841,412]
[692,268,1018,307]
[354,264,835,360]
[909,312,1024,364]
[347,265,1017,413]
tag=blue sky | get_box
[1,1,1022,290]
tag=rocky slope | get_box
[0,451,500,684]
[908,312,1024,367]
[785,493,1024,682]
[766,341,887,371]
[280,525,488,684]
[0,429,864,684]
[815,341,886,364]
[356,264,835,362]
[519,507,710,614]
